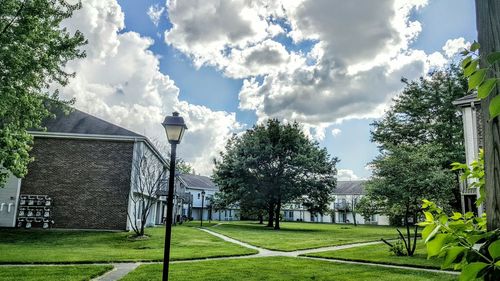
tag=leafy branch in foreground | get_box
[461,42,500,118]
[451,149,485,206]
[420,200,499,280]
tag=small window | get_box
[197,193,200,199]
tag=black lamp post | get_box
[200,190,205,227]
[161,112,187,281]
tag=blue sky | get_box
[107,0,477,178]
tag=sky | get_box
[59,0,477,179]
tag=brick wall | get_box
[20,138,134,230]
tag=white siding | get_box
[0,173,21,227]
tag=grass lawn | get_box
[121,257,457,281]
[207,221,400,251]
[305,240,445,270]
[0,265,112,281]
[0,226,256,263]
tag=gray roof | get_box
[334,181,366,195]
[37,108,142,137]
[179,174,217,190]
[452,93,479,107]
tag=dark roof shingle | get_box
[334,181,366,195]
[36,108,142,137]
[179,174,217,189]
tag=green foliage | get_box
[367,144,455,256]
[0,0,86,186]
[356,195,380,222]
[451,149,485,206]
[371,66,467,164]
[213,119,338,229]
[387,239,407,256]
[371,66,468,211]
[368,144,455,220]
[460,42,500,118]
[420,199,500,280]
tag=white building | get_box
[332,181,389,225]
[453,93,483,215]
[178,174,239,221]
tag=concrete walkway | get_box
[93,263,140,281]
[1,227,459,280]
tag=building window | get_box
[197,193,200,199]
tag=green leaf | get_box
[488,240,500,260]
[425,224,441,243]
[468,69,487,91]
[470,41,480,52]
[478,78,497,99]
[459,262,488,281]
[450,212,463,220]
[422,224,435,240]
[424,211,434,222]
[442,246,465,269]
[427,233,448,257]
[487,52,500,64]
[464,60,479,77]
[495,260,500,267]
[461,56,472,69]
[489,95,500,119]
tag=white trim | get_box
[11,178,21,227]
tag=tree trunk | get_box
[267,202,274,227]
[352,197,357,226]
[258,214,263,224]
[274,198,281,230]
[476,0,500,231]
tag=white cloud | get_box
[163,0,457,141]
[331,128,341,137]
[59,0,240,175]
[337,169,361,181]
[442,37,470,58]
[147,4,165,26]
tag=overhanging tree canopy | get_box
[0,0,86,186]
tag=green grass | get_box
[305,240,446,270]
[207,221,400,251]
[121,257,457,281]
[182,221,220,228]
[0,226,256,263]
[0,265,112,281]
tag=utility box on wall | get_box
[0,174,21,227]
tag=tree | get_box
[371,66,468,209]
[213,119,338,230]
[126,148,166,237]
[356,195,380,224]
[475,0,500,231]
[367,144,455,256]
[0,0,86,187]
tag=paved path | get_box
[1,227,459,280]
[93,263,140,281]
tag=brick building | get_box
[0,108,181,230]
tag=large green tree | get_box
[0,0,86,186]
[371,66,468,208]
[367,144,455,256]
[213,119,338,230]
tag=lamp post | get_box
[200,190,205,227]
[161,112,187,281]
